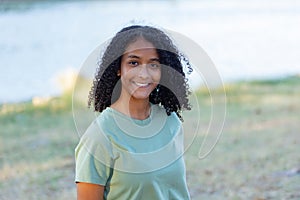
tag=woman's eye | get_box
[149,63,160,68]
[128,61,139,66]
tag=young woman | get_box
[75,25,193,200]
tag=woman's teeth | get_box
[135,82,149,87]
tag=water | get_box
[1,0,300,103]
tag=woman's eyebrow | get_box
[150,58,160,62]
[127,55,159,62]
[127,55,140,59]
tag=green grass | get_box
[0,76,299,199]
[185,75,300,199]
[0,92,77,200]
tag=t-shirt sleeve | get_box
[75,120,114,186]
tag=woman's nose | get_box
[138,64,149,78]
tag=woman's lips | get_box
[133,82,150,87]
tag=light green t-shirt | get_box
[75,104,190,200]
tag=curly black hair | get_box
[88,25,193,121]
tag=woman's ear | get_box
[117,70,121,76]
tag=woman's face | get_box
[119,37,161,101]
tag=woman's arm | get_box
[77,182,105,200]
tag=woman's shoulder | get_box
[77,108,115,146]
[152,104,181,123]
[96,107,114,124]
[76,114,114,159]
[78,120,108,145]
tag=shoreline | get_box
[0,74,299,106]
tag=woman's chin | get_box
[130,91,152,100]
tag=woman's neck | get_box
[111,97,151,120]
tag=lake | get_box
[1,0,299,103]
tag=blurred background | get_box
[1,0,300,199]
[0,0,299,103]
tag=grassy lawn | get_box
[0,76,299,199]
[185,76,300,199]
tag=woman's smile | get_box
[133,82,150,87]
